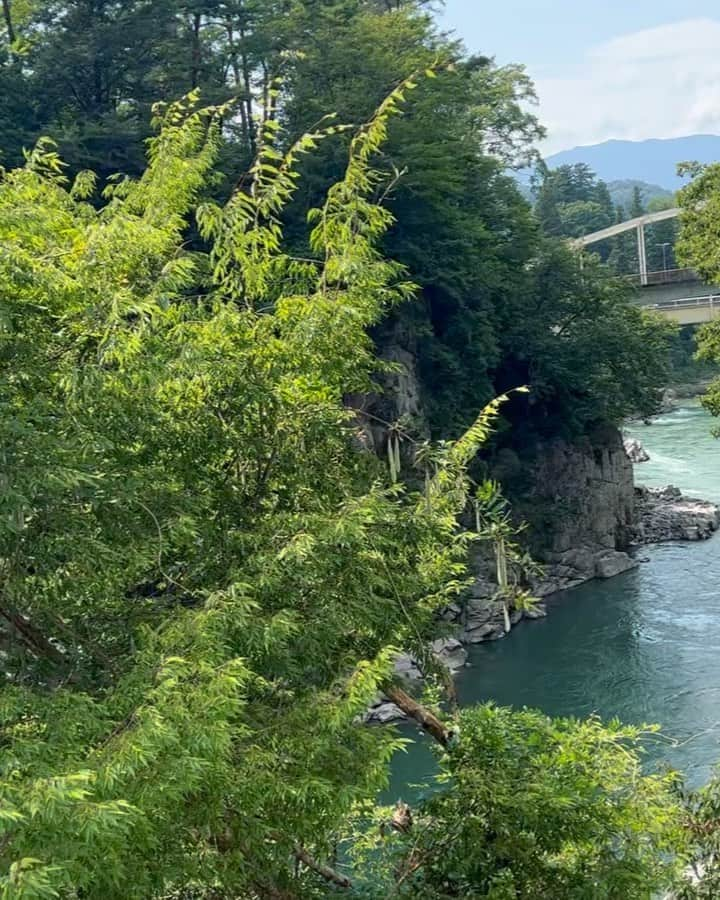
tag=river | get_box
[388,400,720,799]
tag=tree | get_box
[0,87,689,900]
[362,707,683,898]
[646,195,679,272]
[266,4,545,437]
[675,161,720,425]
[0,0,673,448]
[607,203,637,275]
[0,84,461,896]
[534,163,614,240]
[1,0,15,44]
[382,58,542,435]
[493,242,674,440]
[629,183,644,218]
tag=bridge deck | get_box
[636,278,720,304]
[642,296,720,326]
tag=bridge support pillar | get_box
[637,223,648,286]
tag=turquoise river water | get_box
[389,401,720,799]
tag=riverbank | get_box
[368,480,720,724]
[386,400,720,792]
[372,402,720,728]
[636,485,720,542]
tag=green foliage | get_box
[495,243,675,438]
[677,161,720,285]
[534,163,614,239]
[676,162,720,424]
[607,178,672,211]
[0,6,687,896]
[665,326,720,387]
[675,772,720,899]
[645,195,679,272]
[357,706,685,898]
[381,59,541,435]
[0,0,672,443]
[0,81,537,899]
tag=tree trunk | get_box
[225,21,251,151]
[1,0,14,45]
[237,22,256,155]
[190,11,202,89]
[0,604,66,665]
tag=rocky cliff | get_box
[508,426,638,593]
[357,342,716,655]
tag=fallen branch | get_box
[383,683,452,748]
[293,844,352,889]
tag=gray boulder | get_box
[623,437,650,463]
[594,550,638,579]
[462,596,509,643]
[365,701,408,724]
[393,653,422,681]
[524,603,548,620]
[430,637,468,671]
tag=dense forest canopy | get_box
[3,1,717,897]
[532,163,680,273]
[0,0,672,439]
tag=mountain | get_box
[545,135,720,190]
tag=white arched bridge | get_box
[576,207,720,325]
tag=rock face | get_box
[623,436,650,463]
[635,485,720,543]
[349,320,429,454]
[435,555,549,645]
[365,437,720,724]
[434,428,642,645]
[456,594,546,644]
[658,388,677,413]
[508,427,637,595]
[430,637,468,671]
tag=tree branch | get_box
[383,683,452,748]
[293,844,352,889]
[0,604,66,665]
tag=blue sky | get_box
[436,2,720,153]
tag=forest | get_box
[2,1,720,897]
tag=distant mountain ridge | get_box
[545,135,720,190]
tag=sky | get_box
[437,1,720,154]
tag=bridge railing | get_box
[622,267,698,287]
[646,295,717,310]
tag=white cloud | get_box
[535,18,720,153]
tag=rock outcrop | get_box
[635,485,720,543]
[430,637,468,670]
[623,436,650,463]
[457,594,547,644]
[349,319,429,454]
[364,641,468,724]
[505,427,637,595]
[658,387,678,413]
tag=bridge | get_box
[576,207,720,325]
